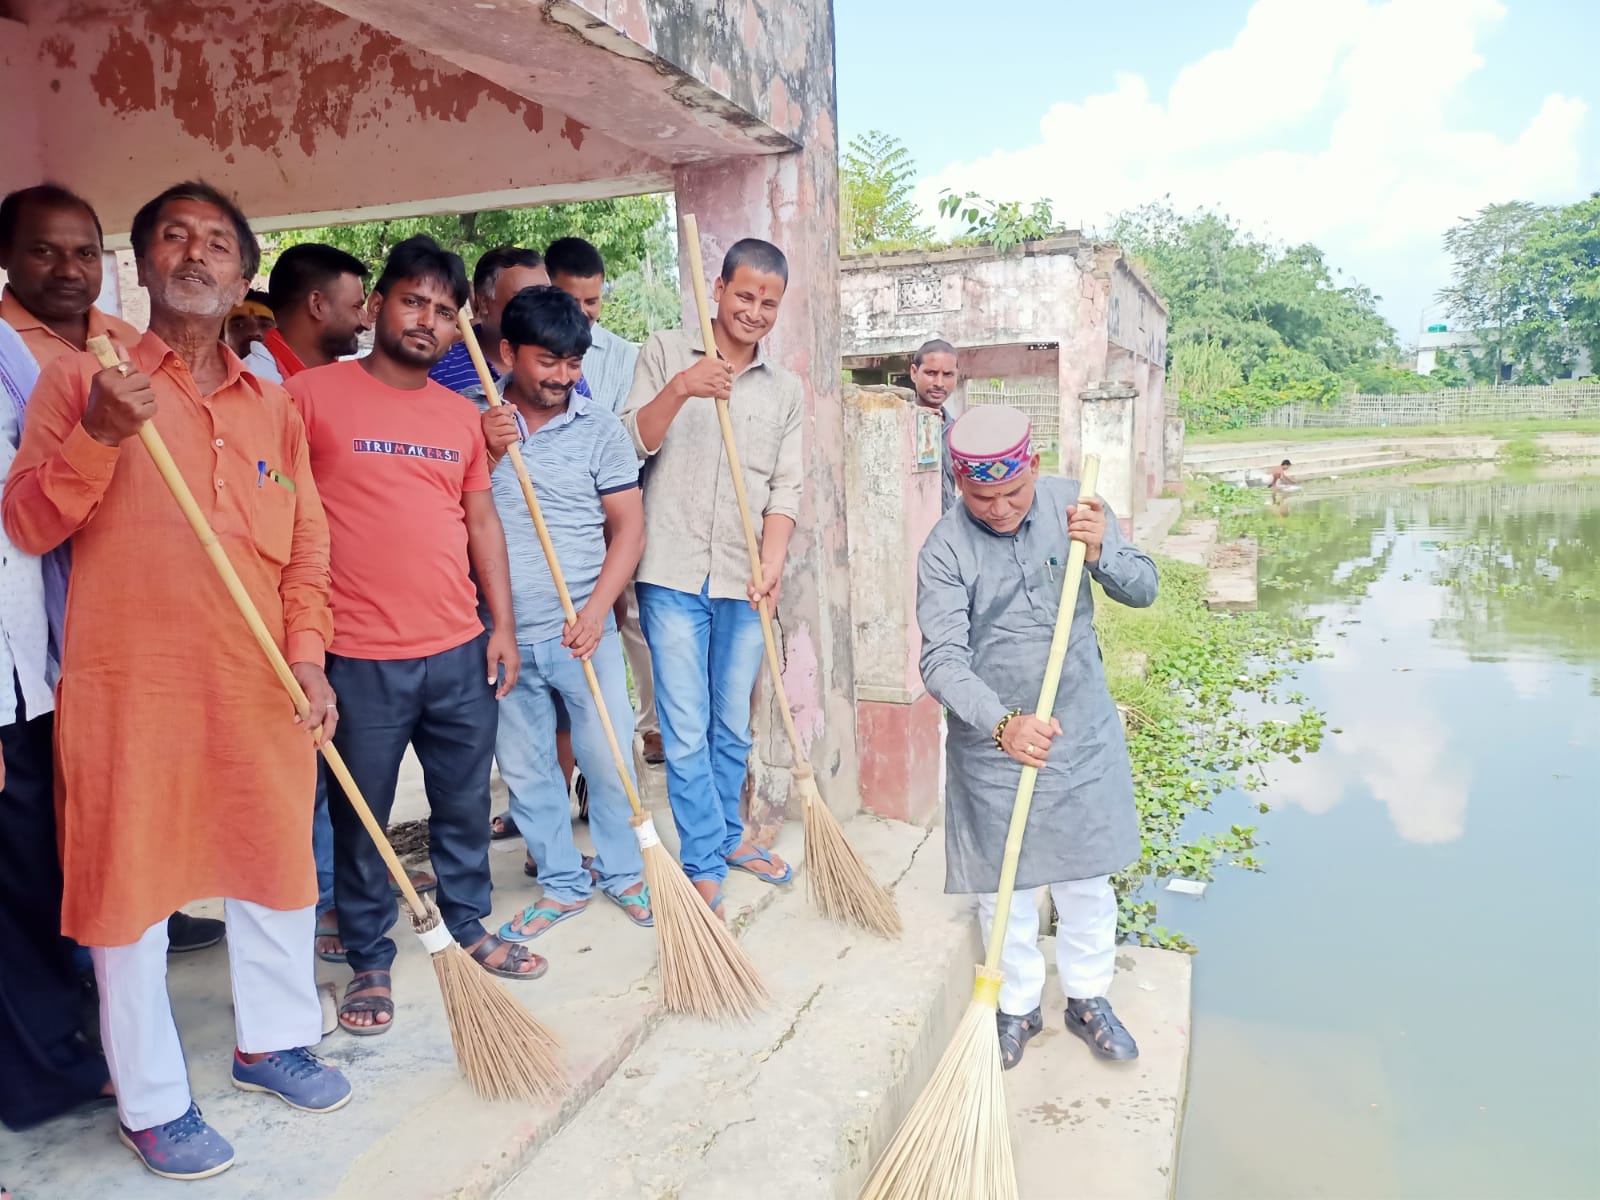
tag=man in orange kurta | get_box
[0,182,226,956]
[2,182,352,1182]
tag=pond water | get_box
[1172,469,1600,1200]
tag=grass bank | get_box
[1188,417,1600,445]
[1095,558,1324,950]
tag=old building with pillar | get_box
[840,237,1176,525]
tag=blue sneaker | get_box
[118,1103,235,1180]
[231,1047,352,1113]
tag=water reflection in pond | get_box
[1174,471,1600,1200]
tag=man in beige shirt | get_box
[622,238,802,916]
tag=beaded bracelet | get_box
[992,709,1022,751]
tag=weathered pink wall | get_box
[0,19,44,188]
[673,1,847,837]
[6,0,670,232]
[319,0,804,162]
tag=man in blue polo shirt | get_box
[430,245,550,394]
[477,286,652,940]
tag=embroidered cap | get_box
[948,405,1033,485]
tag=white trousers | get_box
[975,875,1117,1016]
[621,583,658,737]
[90,899,321,1131]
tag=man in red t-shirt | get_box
[286,235,537,1034]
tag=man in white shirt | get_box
[0,317,112,1130]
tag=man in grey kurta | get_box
[917,404,1157,1069]
[907,338,959,512]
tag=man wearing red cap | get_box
[917,404,1158,1071]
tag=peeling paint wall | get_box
[841,240,1090,362]
[0,19,45,187]
[6,0,665,231]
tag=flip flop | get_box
[337,970,393,1037]
[315,917,346,965]
[469,935,548,981]
[601,883,653,928]
[490,811,520,840]
[317,981,338,1039]
[498,900,588,942]
[725,845,793,885]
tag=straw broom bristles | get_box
[858,969,1017,1200]
[796,766,901,938]
[86,334,568,1105]
[638,815,770,1020]
[430,937,565,1103]
[679,214,903,938]
[454,318,768,1022]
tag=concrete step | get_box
[498,818,968,1200]
[1159,518,1217,566]
[1206,538,1258,611]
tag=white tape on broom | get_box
[417,919,454,954]
[634,817,662,850]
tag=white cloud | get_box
[919,0,1590,332]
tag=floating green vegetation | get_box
[1095,558,1326,951]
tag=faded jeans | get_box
[495,631,644,904]
[635,580,765,885]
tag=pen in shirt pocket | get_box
[1046,555,1061,582]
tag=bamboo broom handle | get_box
[455,318,646,819]
[980,455,1101,975]
[680,215,809,763]
[86,336,429,918]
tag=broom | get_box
[86,335,564,1102]
[679,214,901,938]
[858,456,1103,1200]
[456,317,768,1020]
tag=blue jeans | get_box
[496,632,642,903]
[635,580,765,885]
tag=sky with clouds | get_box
[837,0,1598,340]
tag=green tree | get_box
[840,130,931,252]
[273,194,680,335]
[1437,200,1551,383]
[937,190,1064,253]
[1503,193,1600,381]
[1111,201,1397,428]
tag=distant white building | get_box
[1416,324,1480,376]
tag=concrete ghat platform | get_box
[0,756,1193,1200]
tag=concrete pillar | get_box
[842,384,943,825]
[1057,246,1119,473]
[674,138,854,842]
[1079,381,1139,534]
[1164,416,1186,486]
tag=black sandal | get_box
[490,811,520,840]
[468,934,548,981]
[997,1007,1043,1070]
[338,970,394,1037]
[1064,997,1139,1060]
